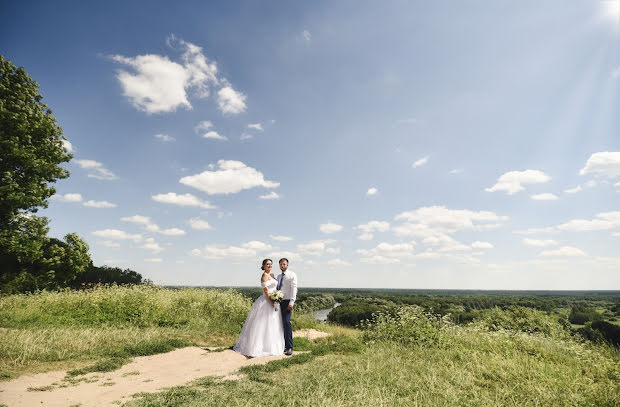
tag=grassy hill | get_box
[1,286,618,406]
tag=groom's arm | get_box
[289,272,298,307]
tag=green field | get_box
[1,286,619,406]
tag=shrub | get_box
[473,306,570,339]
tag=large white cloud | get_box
[75,159,117,180]
[485,170,551,195]
[152,192,215,209]
[580,152,620,178]
[110,36,221,114]
[217,86,247,115]
[180,160,279,195]
[111,54,191,114]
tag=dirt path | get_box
[0,329,330,407]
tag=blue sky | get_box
[2,0,619,289]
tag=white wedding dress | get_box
[233,279,285,357]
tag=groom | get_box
[277,258,297,356]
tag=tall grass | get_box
[0,285,252,379]
[126,306,620,407]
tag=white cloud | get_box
[394,206,507,235]
[203,131,227,141]
[319,223,343,234]
[328,258,351,266]
[141,237,164,253]
[217,86,247,115]
[152,192,215,209]
[92,229,142,242]
[145,258,164,263]
[154,134,175,142]
[523,238,558,247]
[195,121,227,141]
[450,169,464,175]
[62,139,73,152]
[564,186,582,194]
[531,193,559,201]
[302,30,311,42]
[75,159,117,180]
[579,152,620,178]
[98,240,120,248]
[366,187,378,196]
[267,250,303,263]
[159,228,185,236]
[298,240,335,256]
[471,241,494,249]
[539,246,587,257]
[188,218,213,230]
[51,193,83,203]
[557,211,620,231]
[260,191,280,200]
[412,156,429,168]
[357,242,415,259]
[513,227,556,235]
[195,120,213,131]
[240,133,253,140]
[486,170,551,195]
[83,200,117,208]
[248,123,263,131]
[191,240,273,259]
[270,235,293,242]
[360,255,400,264]
[326,247,341,255]
[110,36,219,114]
[356,220,389,240]
[423,234,471,252]
[180,160,279,195]
[122,214,186,236]
[111,54,190,114]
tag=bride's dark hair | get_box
[261,258,273,271]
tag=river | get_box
[313,302,341,322]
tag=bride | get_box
[233,259,285,357]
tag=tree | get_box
[0,55,79,293]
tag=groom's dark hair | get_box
[279,258,289,264]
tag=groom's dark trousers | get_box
[281,300,293,350]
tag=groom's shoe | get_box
[284,348,293,356]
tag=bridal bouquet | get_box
[269,290,284,311]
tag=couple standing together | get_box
[233,258,298,357]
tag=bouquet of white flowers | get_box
[269,290,284,311]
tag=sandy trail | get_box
[0,329,330,407]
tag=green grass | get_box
[124,307,619,407]
[0,286,251,379]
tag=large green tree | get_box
[0,55,89,292]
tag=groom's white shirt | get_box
[278,270,298,306]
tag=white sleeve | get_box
[289,272,298,306]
